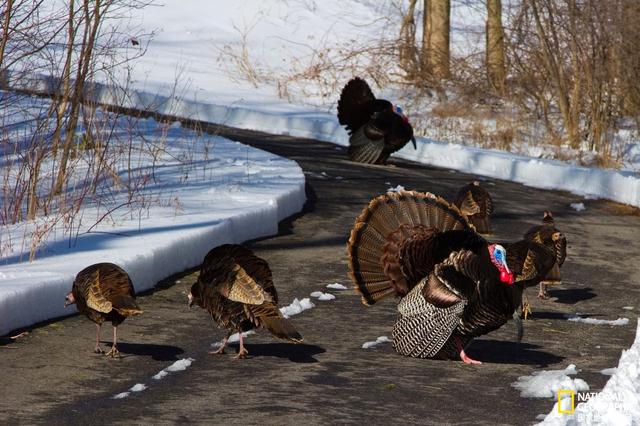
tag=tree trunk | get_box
[486,0,506,93]
[423,0,450,79]
[399,0,419,76]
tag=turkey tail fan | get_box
[347,190,471,305]
[111,295,143,316]
[470,215,491,234]
[260,316,303,343]
[348,127,385,164]
[337,77,376,134]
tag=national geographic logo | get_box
[557,390,599,414]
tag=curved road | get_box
[2,125,639,425]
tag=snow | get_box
[623,307,634,311]
[387,185,406,193]
[362,336,391,349]
[511,364,590,398]
[565,314,630,326]
[0,100,305,336]
[112,383,147,399]
[570,203,586,212]
[153,358,195,381]
[601,368,617,376]
[326,283,348,290]
[538,321,640,425]
[279,297,315,319]
[310,291,336,301]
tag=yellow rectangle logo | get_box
[558,390,575,414]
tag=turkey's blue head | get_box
[393,104,410,124]
[488,244,514,285]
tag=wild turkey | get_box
[453,181,493,234]
[523,211,567,300]
[337,77,416,164]
[347,190,523,364]
[502,240,559,320]
[188,244,303,359]
[64,263,143,357]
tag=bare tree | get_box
[423,0,450,79]
[486,0,506,93]
[399,0,419,77]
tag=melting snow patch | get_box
[601,368,617,376]
[387,185,405,193]
[570,202,586,211]
[280,298,315,319]
[326,283,348,290]
[310,291,336,301]
[113,392,130,399]
[153,358,195,380]
[565,314,629,326]
[362,336,391,349]
[623,306,634,311]
[538,321,640,425]
[511,364,589,398]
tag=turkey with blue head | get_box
[337,77,416,164]
[347,190,556,364]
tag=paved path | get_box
[2,125,639,425]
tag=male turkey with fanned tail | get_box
[337,77,416,164]
[347,190,555,364]
[64,263,143,357]
[188,244,303,359]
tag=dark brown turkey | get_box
[453,181,493,234]
[64,263,143,357]
[348,190,530,364]
[189,244,303,359]
[337,77,416,164]
[523,211,567,300]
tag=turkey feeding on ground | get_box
[188,244,303,359]
[64,263,143,357]
[337,77,416,164]
[453,181,493,234]
[347,190,533,364]
[523,211,566,302]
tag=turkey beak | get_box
[411,136,417,150]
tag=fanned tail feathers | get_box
[347,190,471,305]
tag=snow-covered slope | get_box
[0,106,305,336]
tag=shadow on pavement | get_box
[467,339,564,366]
[548,287,597,304]
[228,342,325,363]
[105,341,185,361]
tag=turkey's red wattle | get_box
[500,270,514,285]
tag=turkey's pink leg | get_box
[456,337,481,365]
[538,283,549,299]
[94,324,104,354]
[106,326,120,358]
[209,333,230,355]
[234,332,249,359]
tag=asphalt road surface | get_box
[2,125,639,425]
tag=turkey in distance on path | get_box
[501,239,559,321]
[64,263,143,357]
[523,211,566,301]
[347,190,526,364]
[454,180,493,234]
[188,244,303,359]
[337,77,416,164]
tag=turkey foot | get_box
[209,333,230,355]
[456,337,481,365]
[538,283,549,299]
[94,346,105,354]
[105,345,120,358]
[233,332,249,359]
